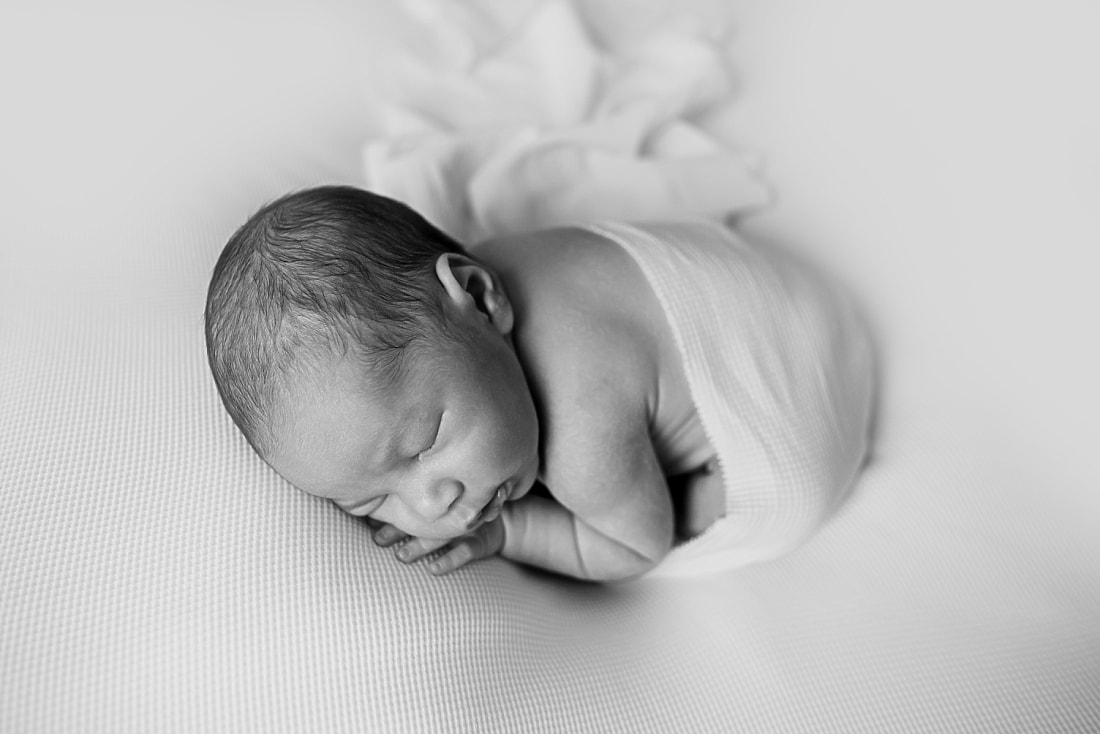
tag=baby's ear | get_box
[434,254,514,335]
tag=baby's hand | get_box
[371,521,505,576]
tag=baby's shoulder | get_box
[479,224,665,422]
[478,226,657,345]
[502,225,660,339]
[476,225,640,297]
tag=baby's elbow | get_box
[571,512,674,582]
[584,556,657,583]
[582,537,671,583]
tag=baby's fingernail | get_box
[397,547,410,560]
[429,562,441,574]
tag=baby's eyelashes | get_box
[364,495,387,514]
[413,443,434,465]
[413,412,445,463]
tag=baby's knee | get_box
[672,462,725,541]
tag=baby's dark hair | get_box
[204,185,466,456]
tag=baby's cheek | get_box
[489,419,529,465]
[377,505,440,540]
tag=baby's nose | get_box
[412,479,463,522]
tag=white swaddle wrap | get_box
[585,220,875,577]
[361,0,769,244]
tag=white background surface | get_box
[731,0,1100,501]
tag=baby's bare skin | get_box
[479,227,715,481]
[475,229,717,563]
[269,226,722,581]
[449,227,720,578]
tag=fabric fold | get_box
[362,0,768,243]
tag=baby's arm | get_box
[500,414,676,582]
[499,494,657,581]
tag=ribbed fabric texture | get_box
[3,295,1099,732]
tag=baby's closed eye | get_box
[415,412,445,462]
[339,493,386,517]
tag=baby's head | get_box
[205,186,540,539]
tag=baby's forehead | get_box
[277,336,468,446]
[270,357,421,490]
[283,351,394,413]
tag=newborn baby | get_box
[205,186,874,581]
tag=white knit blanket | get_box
[361,0,769,243]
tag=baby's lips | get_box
[483,503,503,524]
[465,482,511,531]
[465,502,488,533]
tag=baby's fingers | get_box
[394,536,450,564]
[427,536,487,576]
[371,523,407,547]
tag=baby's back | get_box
[474,225,714,481]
